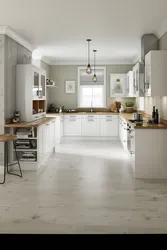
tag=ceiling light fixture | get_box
[86,39,92,74]
[93,49,97,82]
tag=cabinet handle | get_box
[106,120,112,122]
[46,123,50,126]
[130,151,135,154]
[88,119,94,122]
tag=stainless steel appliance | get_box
[132,112,143,121]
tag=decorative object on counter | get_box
[48,103,56,113]
[86,39,92,74]
[124,102,134,113]
[59,105,62,113]
[65,81,75,94]
[92,50,97,82]
[12,110,20,123]
[65,109,78,113]
[119,105,124,113]
[110,101,121,112]
[152,106,156,121]
[154,109,159,124]
[135,121,143,126]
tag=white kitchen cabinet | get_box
[101,115,118,137]
[64,115,81,136]
[60,116,64,137]
[133,62,144,97]
[16,64,46,121]
[110,74,126,97]
[126,71,135,97]
[145,50,167,97]
[82,116,100,136]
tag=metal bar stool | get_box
[0,134,22,184]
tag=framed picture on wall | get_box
[65,81,75,94]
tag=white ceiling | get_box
[0,0,167,65]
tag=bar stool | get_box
[0,134,22,184]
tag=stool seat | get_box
[0,134,17,142]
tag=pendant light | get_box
[86,39,92,74]
[93,49,97,82]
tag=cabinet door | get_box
[41,74,46,99]
[64,116,81,136]
[110,74,126,97]
[33,71,40,100]
[127,71,134,97]
[82,118,100,136]
[38,125,43,163]
[101,117,118,136]
[51,120,55,149]
[145,55,151,96]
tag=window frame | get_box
[77,66,107,108]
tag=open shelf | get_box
[33,100,46,115]
[13,149,37,152]
[46,85,58,88]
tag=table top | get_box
[0,134,17,142]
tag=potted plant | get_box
[125,102,134,113]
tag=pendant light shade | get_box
[93,49,97,82]
[86,39,92,74]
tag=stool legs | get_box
[0,141,22,184]
[7,141,22,178]
[0,142,7,184]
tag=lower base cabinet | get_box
[101,117,118,137]
[62,115,119,137]
[82,118,100,136]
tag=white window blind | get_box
[78,68,106,108]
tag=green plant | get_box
[125,102,133,107]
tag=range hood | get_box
[140,34,159,62]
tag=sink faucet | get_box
[89,102,95,112]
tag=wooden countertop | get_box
[46,112,119,116]
[120,113,167,129]
[5,112,167,129]
[5,117,56,128]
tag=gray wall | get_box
[142,32,167,119]
[49,65,136,110]
[4,35,32,119]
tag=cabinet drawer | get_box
[100,115,118,119]
[64,115,81,119]
[82,115,100,119]
[64,119,81,136]
[82,119,100,136]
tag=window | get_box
[139,97,145,111]
[78,67,106,108]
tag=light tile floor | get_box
[0,140,167,234]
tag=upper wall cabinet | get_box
[145,50,167,97]
[126,71,136,97]
[110,74,126,97]
[133,62,145,97]
[16,64,46,121]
